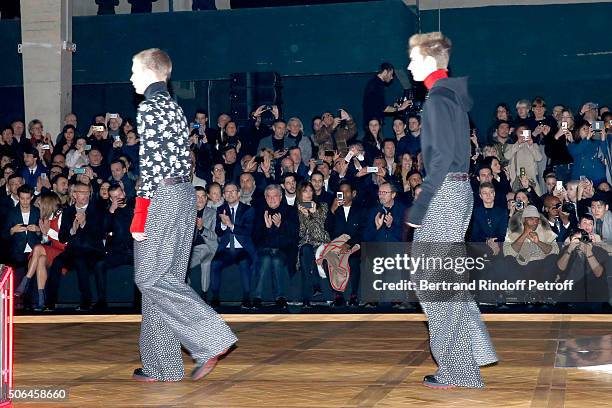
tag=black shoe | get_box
[312,288,323,297]
[92,301,108,312]
[332,295,345,307]
[348,296,359,307]
[33,304,45,313]
[132,368,159,382]
[252,298,262,309]
[210,298,221,308]
[364,302,378,309]
[75,304,92,312]
[302,301,312,309]
[275,297,288,309]
[241,300,252,310]
[43,305,56,313]
[423,375,455,389]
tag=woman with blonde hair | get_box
[15,192,66,311]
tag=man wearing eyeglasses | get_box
[365,182,406,242]
[46,182,105,312]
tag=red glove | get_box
[130,197,151,234]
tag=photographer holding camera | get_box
[557,226,610,305]
[314,110,357,157]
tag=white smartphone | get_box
[344,151,354,162]
[561,122,568,130]
[366,166,379,173]
[555,181,563,191]
[521,129,531,141]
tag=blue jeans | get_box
[253,248,289,300]
[210,249,253,300]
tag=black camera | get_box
[254,156,264,164]
[515,200,524,210]
[580,230,592,243]
[561,202,574,214]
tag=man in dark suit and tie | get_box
[46,181,105,311]
[326,180,365,307]
[0,174,24,264]
[2,184,41,266]
[210,182,256,309]
[20,149,47,189]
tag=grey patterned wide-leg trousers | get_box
[134,183,238,381]
[412,177,497,388]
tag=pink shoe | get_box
[191,348,229,381]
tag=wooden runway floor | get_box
[12,314,612,408]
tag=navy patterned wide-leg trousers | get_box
[412,177,497,388]
[134,183,237,381]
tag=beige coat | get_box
[504,142,543,195]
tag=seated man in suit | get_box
[326,179,365,307]
[0,174,24,264]
[46,181,105,312]
[252,184,299,309]
[93,183,135,311]
[3,184,41,266]
[210,182,256,309]
[365,182,406,242]
[189,186,218,299]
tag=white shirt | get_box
[385,158,394,175]
[220,203,243,249]
[548,217,570,230]
[285,195,296,206]
[343,205,351,221]
[324,178,329,192]
[21,211,32,253]
[71,204,88,235]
